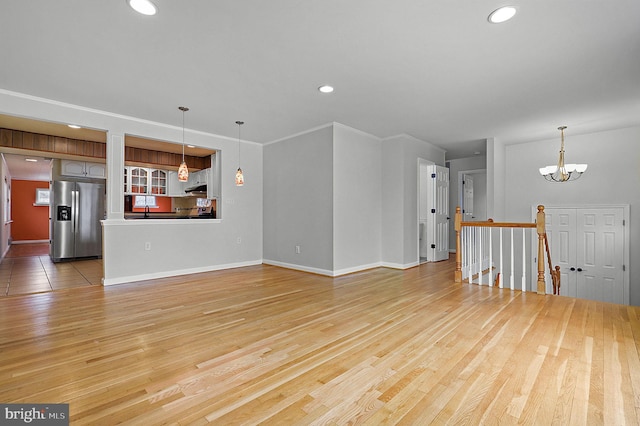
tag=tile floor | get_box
[1,243,101,296]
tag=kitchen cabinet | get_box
[61,160,106,179]
[189,169,209,187]
[167,171,188,196]
[150,169,167,195]
[124,167,167,195]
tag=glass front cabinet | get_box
[124,167,167,195]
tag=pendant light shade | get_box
[235,120,244,186]
[178,106,189,182]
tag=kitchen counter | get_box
[124,212,216,220]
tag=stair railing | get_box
[455,205,557,295]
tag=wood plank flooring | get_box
[1,257,639,425]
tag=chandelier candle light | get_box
[178,106,189,182]
[235,120,245,186]
[539,126,588,182]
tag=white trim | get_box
[382,133,446,154]
[102,259,262,286]
[11,239,49,244]
[262,259,335,276]
[264,122,335,145]
[333,262,382,276]
[380,261,420,270]
[0,89,261,145]
[333,122,381,140]
[263,259,385,277]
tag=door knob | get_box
[570,267,576,271]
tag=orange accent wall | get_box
[11,180,50,241]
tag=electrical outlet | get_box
[237,237,242,244]
[295,245,301,254]
[144,242,151,251]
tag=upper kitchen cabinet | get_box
[124,166,167,195]
[61,160,106,179]
[150,169,167,195]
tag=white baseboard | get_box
[102,259,263,286]
[262,259,335,277]
[264,259,415,277]
[12,240,49,244]
[103,257,421,286]
[380,261,419,270]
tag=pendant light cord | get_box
[182,109,185,162]
[236,121,244,168]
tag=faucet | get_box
[144,205,150,218]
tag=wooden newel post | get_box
[536,205,546,295]
[455,206,462,283]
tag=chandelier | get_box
[539,126,587,182]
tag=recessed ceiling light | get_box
[488,6,516,24]
[25,158,38,162]
[127,0,157,16]
[318,85,334,93]
[67,124,81,129]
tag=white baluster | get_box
[522,228,526,291]
[499,228,503,288]
[478,226,483,285]
[489,227,493,286]
[510,228,515,290]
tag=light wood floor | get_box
[1,257,639,425]
[1,243,100,296]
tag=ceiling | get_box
[1,1,639,161]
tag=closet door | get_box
[576,209,624,304]
[545,208,577,297]
[544,207,625,304]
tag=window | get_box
[134,195,157,208]
[35,188,50,206]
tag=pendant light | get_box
[178,106,189,182]
[539,126,588,182]
[235,120,245,186]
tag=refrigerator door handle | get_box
[72,190,79,234]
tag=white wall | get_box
[381,134,446,268]
[502,126,640,305]
[333,124,381,273]
[486,137,506,220]
[263,125,334,274]
[0,90,264,285]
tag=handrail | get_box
[455,205,554,295]
[544,233,561,294]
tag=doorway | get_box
[537,205,629,304]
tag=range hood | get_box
[185,184,207,195]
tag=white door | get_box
[426,165,450,261]
[462,174,474,221]
[576,209,625,303]
[544,207,626,304]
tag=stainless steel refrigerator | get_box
[50,180,105,262]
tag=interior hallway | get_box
[0,243,101,296]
